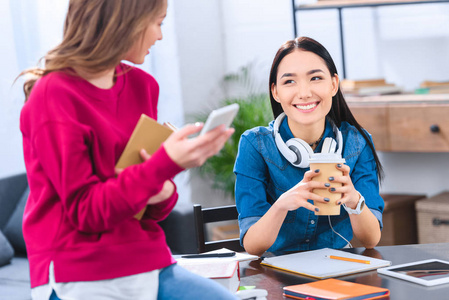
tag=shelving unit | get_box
[291,0,449,78]
[346,93,449,152]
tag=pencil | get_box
[326,255,371,264]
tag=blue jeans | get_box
[49,290,60,300]
[49,263,238,300]
[158,263,238,300]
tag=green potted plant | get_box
[196,66,273,198]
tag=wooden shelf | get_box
[346,93,449,105]
[348,95,449,152]
[291,0,449,78]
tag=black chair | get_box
[193,204,245,253]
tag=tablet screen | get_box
[387,261,449,281]
[378,259,449,286]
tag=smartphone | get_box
[200,103,239,135]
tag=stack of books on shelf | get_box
[341,78,402,96]
[415,80,449,94]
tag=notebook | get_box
[116,114,175,219]
[261,248,391,279]
[116,114,175,169]
[178,259,240,292]
[283,278,390,300]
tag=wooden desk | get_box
[240,243,449,299]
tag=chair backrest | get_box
[193,204,245,253]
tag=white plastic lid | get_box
[309,153,346,164]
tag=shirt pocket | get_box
[266,180,297,224]
[284,210,297,223]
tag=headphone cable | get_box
[328,215,353,248]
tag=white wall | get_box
[173,0,227,120]
[2,0,449,203]
[0,0,68,179]
[174,0,449,205]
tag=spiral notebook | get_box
[261,248,391,279]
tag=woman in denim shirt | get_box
[234,37,385,257]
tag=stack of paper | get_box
[176,248,259,293]
[179,259,240,292]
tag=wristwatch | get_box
[343,192,365,215]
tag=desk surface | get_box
[240,243,449,299]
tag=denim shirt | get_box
[233,117,384,255]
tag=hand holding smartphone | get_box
[199,103,239,135]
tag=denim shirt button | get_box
[310,220,315,225]
[305,239,310,243]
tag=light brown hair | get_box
[21,0,165,101]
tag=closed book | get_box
[420,80,449,88]
[341,78,387,90]
[116,114,175,219]
[116,114,174,169]
[343,85,402,96]
[283,278,390,300]
[178,260,240,292]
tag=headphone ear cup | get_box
[285,139,314,168]
[321,137,337,154]
[336,128,343,155]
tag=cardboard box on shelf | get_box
[416,192,449,244]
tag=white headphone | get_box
[273,112,343,168]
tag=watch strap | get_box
[343,192,365,215]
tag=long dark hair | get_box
[269,36,384,182]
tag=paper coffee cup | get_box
[309,153,346,216]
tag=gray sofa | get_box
[0,173,196,300]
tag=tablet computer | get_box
[377,259,449,286]
[200,103,239,135]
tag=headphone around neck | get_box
[273,113,343,168]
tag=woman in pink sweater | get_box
[20,0,237,299]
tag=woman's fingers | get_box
[163,123,234,169]
[139,149,152,161]
[293,181,334,203]
[170,123,204,140]
[293,178,330,192]
[336,163,350,176]
[302,201,321,213]
[302,168,322,182]
[114,167,123,176]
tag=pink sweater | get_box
[20,64,184,288]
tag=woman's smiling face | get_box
[271,49,339,128]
